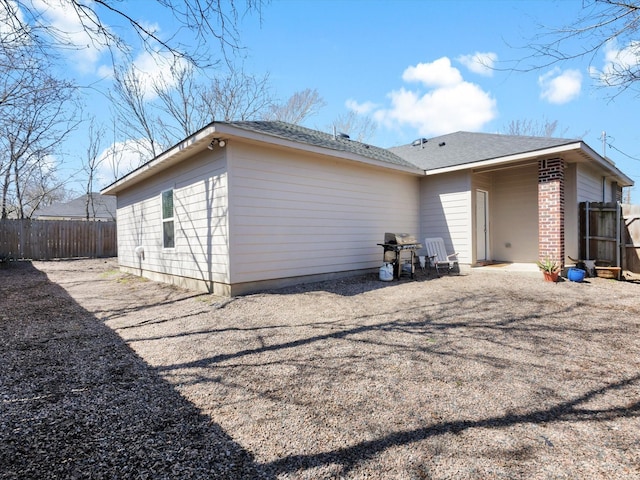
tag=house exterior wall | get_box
[564,163,579,261]
[226,142,421,293]
[419,172,472,264]
[108,126,632,295]
[489,164,539,263]
[576,163,618,202]
[464,162,620,267]
[115,149,230,294]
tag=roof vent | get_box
[337,132,350,139]
[439,142,446,147]
[412,138,428,147]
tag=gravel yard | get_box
[1,258,639,479]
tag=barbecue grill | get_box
[377,233,422,279]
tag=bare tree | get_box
[201,67,273,123]
[329,111,377,143]
[109,61,275,168]
[502,119,566,137]
[519,1,640,96]
[265,88,327,124]
[109,65,162,161]
[153,64,202,143]
[501,118,588,139]
[106,79,328,182]
[0,0,264,68]
[153,63,273,145]
[83,118,106,220]
[0,42,79,218]
[18,158,70,218]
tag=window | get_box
[162,189,175,248]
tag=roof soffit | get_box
[420,140,632,186]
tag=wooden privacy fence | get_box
[0,219,117,260]
[579,202,640,274]
[623,204,640,274]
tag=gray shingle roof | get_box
[103,121,632,196]
[34,193,116,220]
[389,131,581,171]
[220,121,419,170]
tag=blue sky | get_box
[235,0,639,199]
[41,0,639,202]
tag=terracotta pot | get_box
[543,271,559,282]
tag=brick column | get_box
[538,158,565,267]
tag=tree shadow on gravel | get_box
[262,375,640,478]
[154,292,599,373]
[0,262,273,480]
[145,283,640,478]
[261,268,439,297]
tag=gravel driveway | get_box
[1,259,639,479]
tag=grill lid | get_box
[384,232,418,245]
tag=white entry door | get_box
[476,190,489,262]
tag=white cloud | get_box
[127,51,188,101]
[538,68,582,104]
[375,83,496,136]
[402,57,462,88]
[32,0,107,72]
[96,64,114,80]
[591,39,640,87]
[22,2,166,78]
[96,139,149,188]
[363,58,496,137]
[0,1,23,36]
[457,52,497,76]
[345,99,378,115]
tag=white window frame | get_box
[161,189,175,249]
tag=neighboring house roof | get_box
[34,193,116,220]
[390,131,633,186]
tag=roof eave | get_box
[579,142,634,187]
[101,124,217,195]
[423,142,583,175]
[424,141,634,187]
[101,123,423,195]
[212,123,423,175]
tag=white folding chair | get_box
[423,237,459,275]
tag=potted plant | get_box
[537,257,561,282]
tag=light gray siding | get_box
[564,163,579,261]
[491,164,538,262]
[577,163,608,202]
[227,143,421,284]
[115,150,229,290]
[419,172,472,264]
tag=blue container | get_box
[567,268,586,283]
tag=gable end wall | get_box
[115,150,230,294]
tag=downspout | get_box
[616,201,621,268]
[585,201,590,261]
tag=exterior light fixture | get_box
[207,138,227,150]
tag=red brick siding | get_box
[538,158,565,266]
